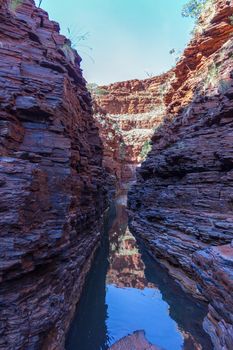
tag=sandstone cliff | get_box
[0,0,108,349]
[128,0,233,349]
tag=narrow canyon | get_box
[0,0,232,349]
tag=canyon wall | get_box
[93,72,174,189]
[128,0,233,349]
[0,1,108,349]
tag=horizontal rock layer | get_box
[128,1,233,349]
[0,0,107,349]
[93,73,174,188]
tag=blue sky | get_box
[41,1,194,85]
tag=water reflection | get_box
[107,197,154,290]
[65,195,212,350]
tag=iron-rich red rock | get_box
[128,1,233,349]
[0,0,108,349]
[93,73,173,189]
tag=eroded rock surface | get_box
[0,0,108,349]
[193,245,233,350]
[93,73,174,190]
[128,1,233,349]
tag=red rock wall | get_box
[93,72,174,189]
[94,73,173,115]
[0,1,108,349]
[128,1,233,349]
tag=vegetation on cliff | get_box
[182,0,211,19]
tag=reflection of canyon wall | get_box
[128,1,233,349]
[93,72,174,188]
[106,200,155,289]
[109,331,161,350]
[0,1,108,349]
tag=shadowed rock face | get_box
[0,0,108,349]
[128,0,233,349]
[93,0,233,196]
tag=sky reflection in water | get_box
[106,285,183,349]
[65,195,212,350]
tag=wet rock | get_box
[193,245,233,349]
[0,0,108,349]
[128,1,233,348]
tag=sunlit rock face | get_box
[92,72,174,190]
[109,330,161,350]
[128,0,233,348]
[0,0,108,349]
[109,330,211,350]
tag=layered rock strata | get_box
[106,196,155,289]
[93,72,174,189]
[0,1,108,349]
[128,1,233,349]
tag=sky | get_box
[40,0,195,85]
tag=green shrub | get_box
[140,140,152,160]
[67,28,90,50]
[95,88,109,96]
[229,15,233,25]
[203,63,219,90]
[87,83,98,94]
[9,0,23,12]
[86,84,109,96]
[182,0,209,19]
[119,141,126,161]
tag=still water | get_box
[65,194,213,350]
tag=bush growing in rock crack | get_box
[9,0,23,12]
[87,83,109,96]
[119,141,127,161]
[182,0,216,36]
[140,140,152,160]
[229,15,233,25]
[182,0,211,19]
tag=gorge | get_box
[0,0,233,349]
